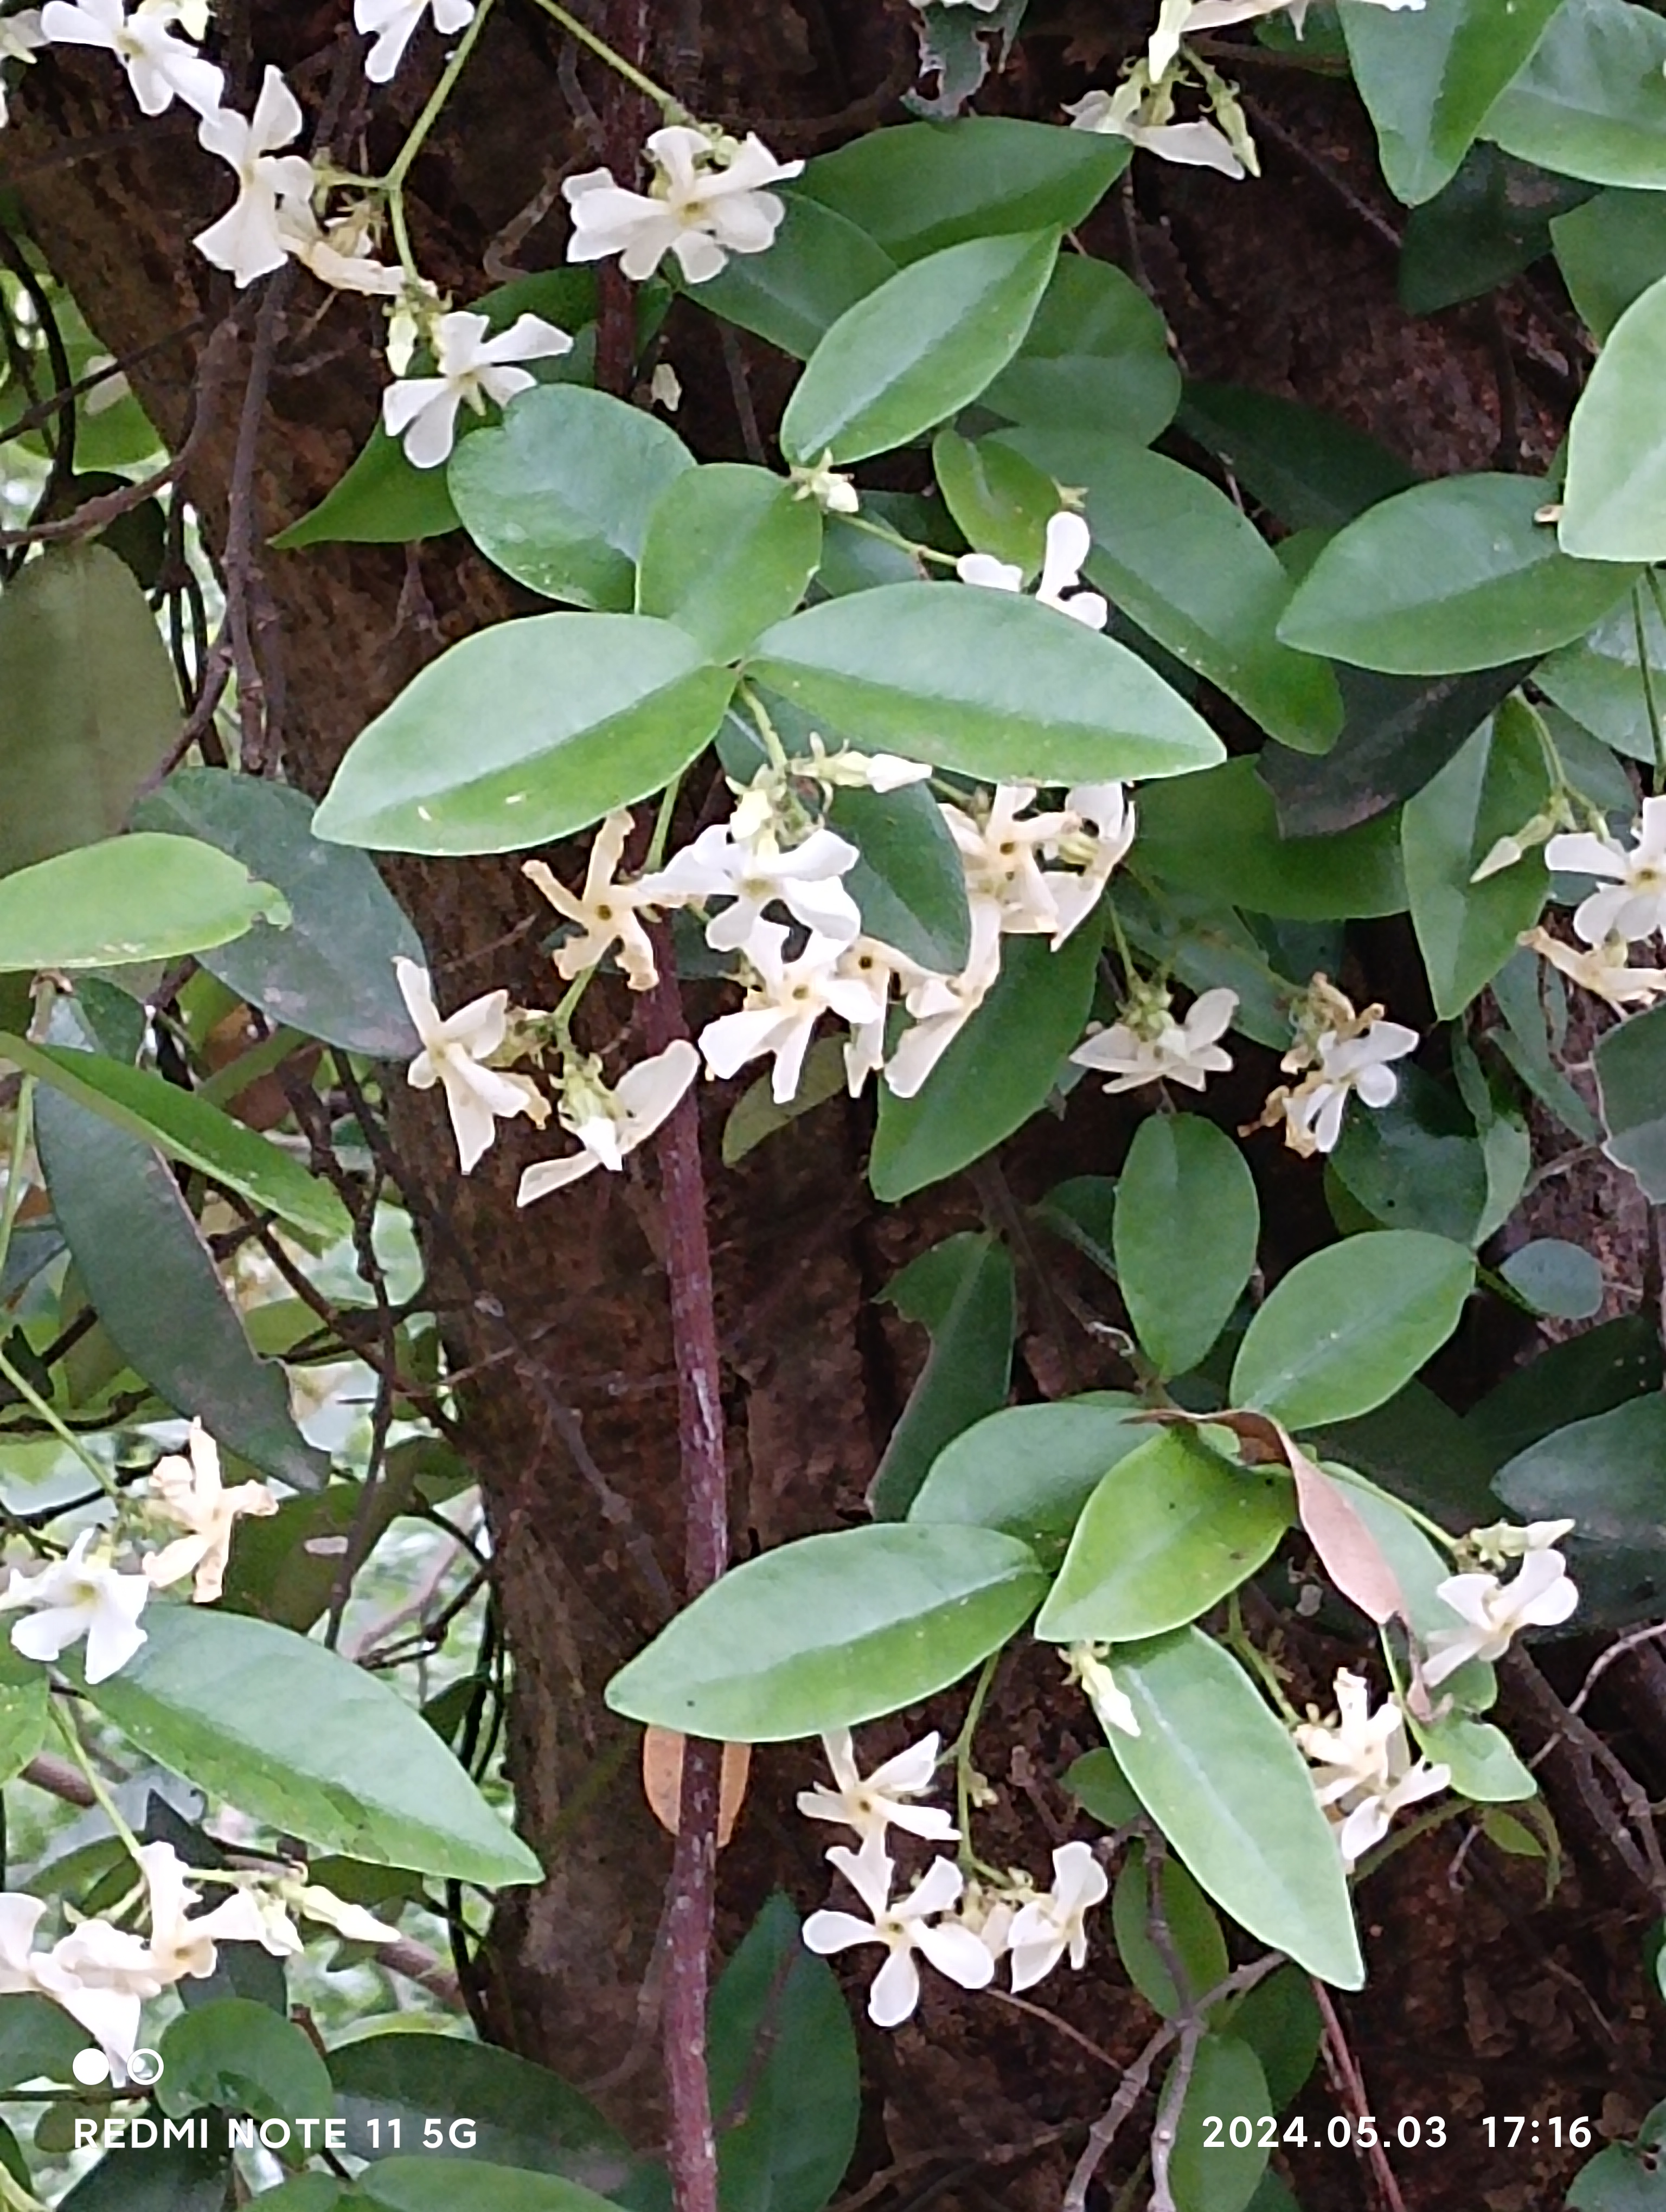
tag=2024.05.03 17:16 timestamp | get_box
[1203,2115,1594,2151]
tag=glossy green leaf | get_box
[709,1895,860,2212]
[1065,1745,1143,1828]
[1036,1429,1290,1643]
[1329,1067,1490,1245]
[1497,1394,1666,1630]
[1398,145,1593,314]
[158,1999,332,2127]
[1225,1967,1323,2113]
[1501,1238,1604,1320]
[132,769,423,1057]
[86,1605,543,1884]
[244,2184,341,2212]
[1341,0,1565,204]
[1114,1114,1260,1379]
[982,253,1180,446]
[332,2036,644,2198]
[1401,700,1551,1018]
[798,117,1128,263]
[449,385,691,608]
[1000,427,1343,753]
[688,190,898,358]
[1465,1312,1661,1465]
[870,1233,1016,1520]
[907,1393,1147,1554]
[752,583,1222,785]
[1111,1841,1229,2019]
[0,1649,48,1785]
[0,1995,87,2089]
[1552,187,1666,339]
[605,1522,1046,1741]
[0,832,286,972]
[313,614,733,856]
[1178,384,1416,533]
[1231,1231,1476,1430]
[2,1037,349,1241]
[1136,758,1407,919]
[35,1085,329,1491]
[1535,589,1666,762]
[870,923,1101,1200]
[1485,0,1666,188]
[0,543,178,876]
[355,2159,620,2212]
[1562,275,1666,561]
[932,428,1053,574]
[636,464,820,661]
[1597,999,1666,1201]
[779,229,1058,467]
[1411,1708,1534,1802]
[828,775,972,973]
[1111,1627,1364,1987]
[1279,474,1637,674]
[1568,2107,1666,2210]
[1170,2035,1271,2212]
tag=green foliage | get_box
[1137,758,1407,919]
[1170,2034,1271,2212]
[690,192,898,358]
[158,1998,334,2127]
[0,832,285,970]
[906,1394,1147,1553]
[1595,1000,1666,1201]
[1111,1842,1229,2018]
[1114,1113,1259,1379]
[869,1232,1016,1519]
[982,253,1180,445]
[1562,274,1666,560]
[637,465,822,660]
[1484,0,1666,188]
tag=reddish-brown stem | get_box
[642,922,728,2212]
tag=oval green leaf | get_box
[1036,1428,1291,1643]
[751,582,1222,785]
[1114,1113,1260,1379]
[1136,757,1407,920]
[604,1523,1046,1741]
[355,2160,619,2212]
[86,1605,542,1885]
[1170,2034,1271,2212]
[1111,1626,1364,1988]
[158,2000,333,2129]
[688,190,898,358]
[1231,1231,1476,1431]
[1279,474,1637,673]
[1111,1842,1230,2020]
[1562,274,1666,562]
[932,428,1054,576]
[780,229,1058,467]
[0,833,286,972]
[313,613,734,856]
[907,1393,1148,1554]
[983,253,1180,447]
[637,464,821,661]
[1485,0,1666,188]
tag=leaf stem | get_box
[0,1344,121,1503]
[52,1705,145,1868]
[949,1650,1001,1868]
[838,511,961,570]
[381,0,499,275]
[523,0,681,112]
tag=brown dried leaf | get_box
[641,1725,751,1848]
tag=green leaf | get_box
[1111,1627,1364,1987]
[1340,0,1565,205]
[1111,1841,1229,2019]
[57,2136,230,2211]
[779,229,1058,467]
[0,1994,87,2088]
[35,1085,329,1491]
[982,253,1180,447]
[1231,1231,1476,1430]
[1398,145,1594,314]
[1114,1114,1259,1379]
[132,769,423,1058]
[86,1606,543,1884]
[636,464,821,661]
[1411,1708,1534,1802]
[931,428,1054,574]
[1485,0,1666,189]
[158,1999,332,2127]
[798,117,1128,263]
[1552,187,1666,340]
[1329,1066,1490,1244]
[2,1037,350,1242]
[313,614,734,856]
[1596,999,1666,1201]
[1036,1429,1291,1643]
[827,776,972,973]
[1535,589,1666,762]
[1178,384,1417,533]
[721,1036,847,1167]
[354,2159,621,2212]
[1465,1312,1661,1465]
[752,583,1222,785]
[1496,1394,1666,1630]
[907,1393,1148,1554]
[1064,1745,1143,1827]
[0,832,286,972]
[448,385,693,608]
[869,924,1102,1200]
[246,2184,342,2212]
[870,1233,1016,1520]
[0,1647,51,1784]
[332,2035,645,2199]
[998,428,1344,753]
[1170,2035,1271,2212]
[709,1896,860,2212]
[0,543,178,877]
[1278,474,1636,673]
[1136,758,1407,919]
[1501,1238,1604,1320]
[688,191,898,358]
[1401,700,1551,1018]
[1330,1470,1496,1707]
[1224,1967,1322,2113]
[605,1522,1046,1741]
[1562,274,1666,561]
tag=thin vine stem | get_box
[1631,577,1665,795]
[0,1344,121,1503]
[382,0,500,274]
[524,0,681,112]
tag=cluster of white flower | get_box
[1251,973,1418,1158]
[0,1837,395,2078]
[795,1729,1108,2025]
[1422,1519,1578,1687]
[1523,796,1666,1009]
[1295,1671,1447,1869]
[0,1424,274,1686]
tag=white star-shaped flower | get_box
[1066,82,1246,181]
[1422,1547,1579,1688]
[802,1847,994,2028]
[1071,985,1237,1096]
[796,1728,958,1853]
[125,1844,274,1985]
[940,785,1078,938]
[701,931,884,1105]
[382,308,573,468]
[194,67,316,287]
[0,1529,149,1684]
[838,937,928,1097]
[1044,780,1136,946]
[1294,1671,1449,1868]
[637,821,863,955]
[516,1039,699,1206]
[883,895,1005,1099]
[1275,1015,1418,1155]
[40,0,222,115]
[394,956,546,1174]
[276,198,403,295]
[1005,1840,1108,1992]
[1521,926,1666,1009]
[142,1422,277,1605]
[563,124,803,285]
[523,811,658,991]
[956,511,1109,631]
[1546,796,1666,947]
[354,0,473,84]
